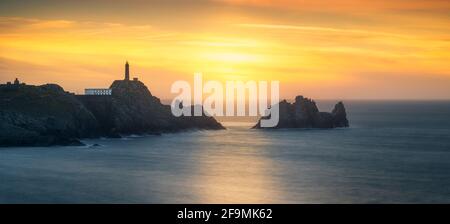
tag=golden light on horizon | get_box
[0,0,450,99]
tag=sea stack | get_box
[253,95,349,129]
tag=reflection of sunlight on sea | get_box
[187,127,292,203]
[220,121,254,127]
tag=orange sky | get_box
[0,0,449,99]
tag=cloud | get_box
[236,23,409,38]
[0,17,76,32]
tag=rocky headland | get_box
[0,79,224,147]
[253,95,349,129]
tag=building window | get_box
[85,88,112,95]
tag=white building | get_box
[84,88,112,95]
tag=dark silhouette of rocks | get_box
[0,83,99,146]
[331,101,349,127]
[253,95,349,129]
[0,79,224,147]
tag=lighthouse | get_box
[125,61,130,81]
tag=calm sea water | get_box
[1,101,450,203]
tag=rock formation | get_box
[253,95,349,129]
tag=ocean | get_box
[1,100,450,203]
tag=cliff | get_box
[0,80,223,147]
[253,95,349,129]
[0,84,99,146]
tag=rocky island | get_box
[253,95,349,129]
[0,63,224,147]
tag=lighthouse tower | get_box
[124,61,130,81]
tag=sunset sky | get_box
[0,0,449,99]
